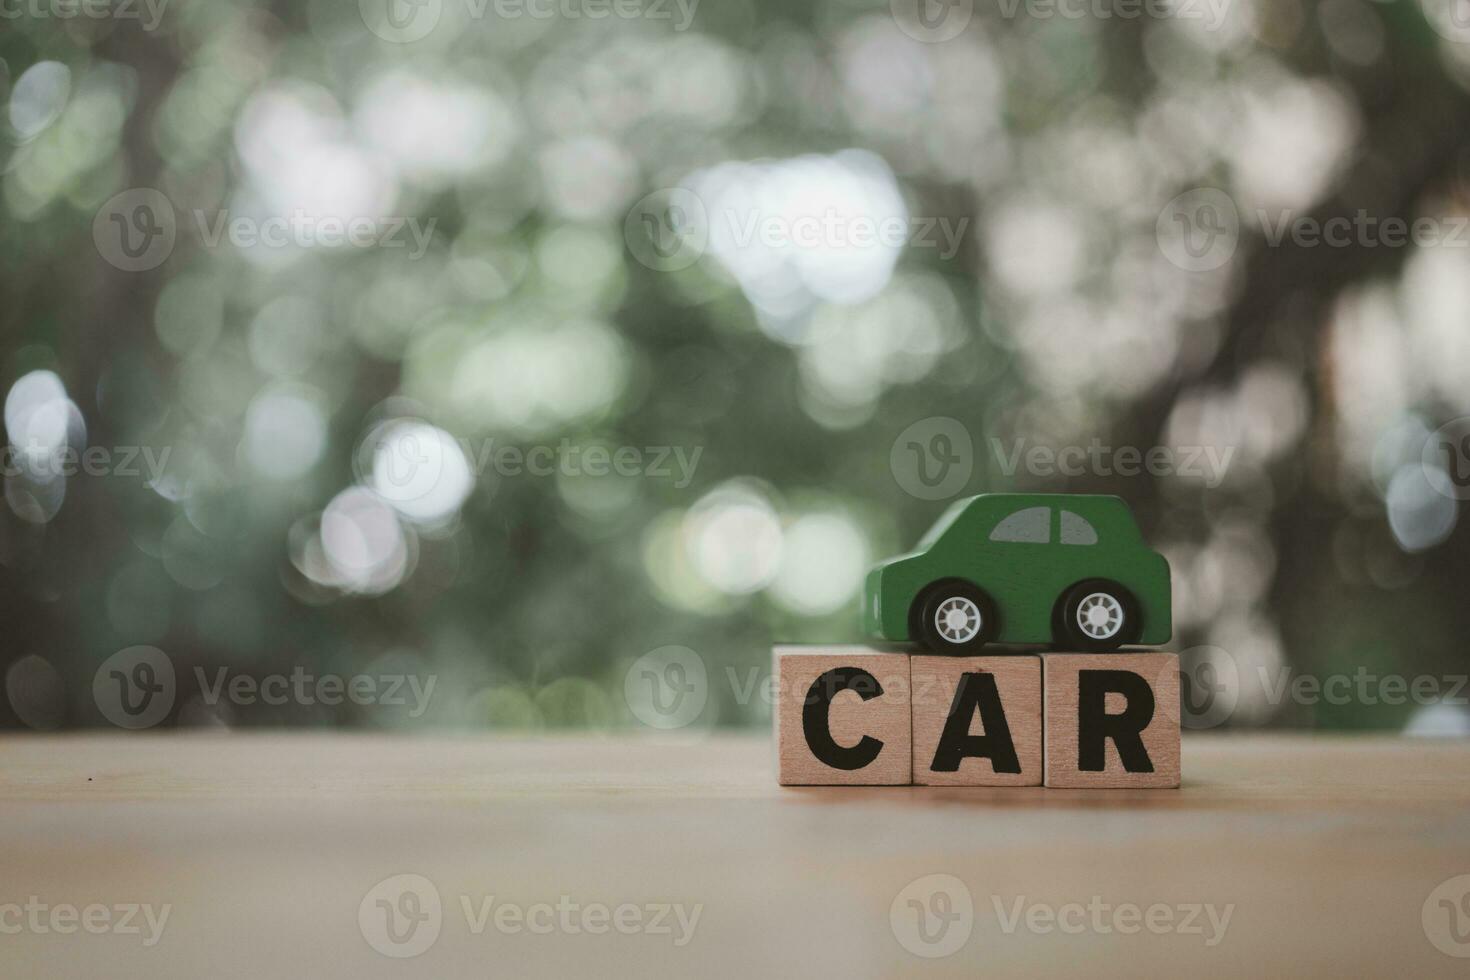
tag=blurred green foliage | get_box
[2,0,1469,732]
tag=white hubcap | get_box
[1076,592,1124,640]
[934,597,982,644]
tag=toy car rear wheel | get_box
[914,581,997,655]
[1057,578,1138,652]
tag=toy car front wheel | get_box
[914,581,997,655]
[1057,578,1138,652]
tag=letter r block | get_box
[911,655,1041,786]
[775,647,912,785]
[1042,652,1180,788]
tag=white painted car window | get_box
[1060,510,1098,545]
[989,506,1050,543]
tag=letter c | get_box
[803,667,885,770]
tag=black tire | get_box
[1055,578,1139,652]
[912,580,997,655]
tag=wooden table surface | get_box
[2,733,1469,978]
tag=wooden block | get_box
[775,646,912,785]
[911,655,1041,786]
[1042,652,1180,788]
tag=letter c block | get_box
[775,647,912,785]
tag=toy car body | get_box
[862,493,1170,654]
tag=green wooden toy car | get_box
[863,493,1170,654]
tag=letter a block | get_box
[775,647,912,785]
[1042,652,1180,788]
[911,656,1041,786]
